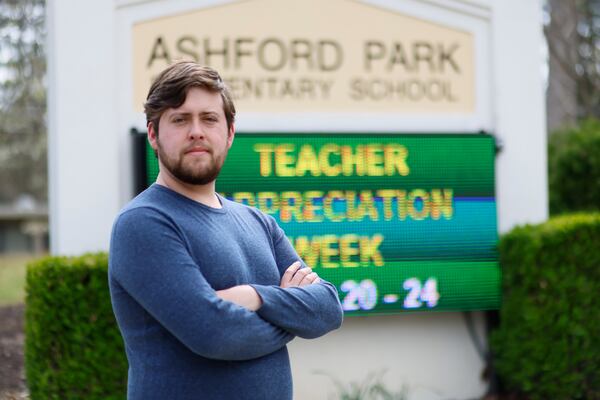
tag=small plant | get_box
[316,370,408,400]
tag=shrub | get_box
[25,253,127,400]
[491,213,600,399]
[548,118,600,214]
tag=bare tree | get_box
[546,0,579,132]
[576,0,600,118]
[546,0,600,133]
[0,0,46,203]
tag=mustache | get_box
[183,143,212,153]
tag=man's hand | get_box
[216,262,320,310]
[280,261,320,288]
[216,285,262,311]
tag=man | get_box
[108,61,343,400]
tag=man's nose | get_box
[188,119,205,140]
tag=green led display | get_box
[146,133,501,315]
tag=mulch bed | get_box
[0,304,28,400]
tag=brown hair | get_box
[144,61,236,134]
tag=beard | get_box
[156,140,227,185]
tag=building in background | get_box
[0,195,48,254]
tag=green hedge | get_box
[548,118,600,215]
[25,253,127,400]
[491,213,600,399]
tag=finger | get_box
[280,261,302,287]
[282,261,301,278]
[298,272,319,286]
[290,267,311,286]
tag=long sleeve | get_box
[250,216,344,339]
[109,207,293,361]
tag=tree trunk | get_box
[546,0,579,133]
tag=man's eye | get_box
[172,118,185,124]
[204,117,218,123]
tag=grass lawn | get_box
[0,253,41,306]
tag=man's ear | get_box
[148,121,158,151]
[227,123,235,149]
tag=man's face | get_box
[149,87,234,186]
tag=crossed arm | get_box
[216,215,344,339]
[215,262,342,339]
[216,261,320,311]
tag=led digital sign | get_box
[143,133,500,315]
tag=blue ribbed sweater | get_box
[108,184,343,399]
